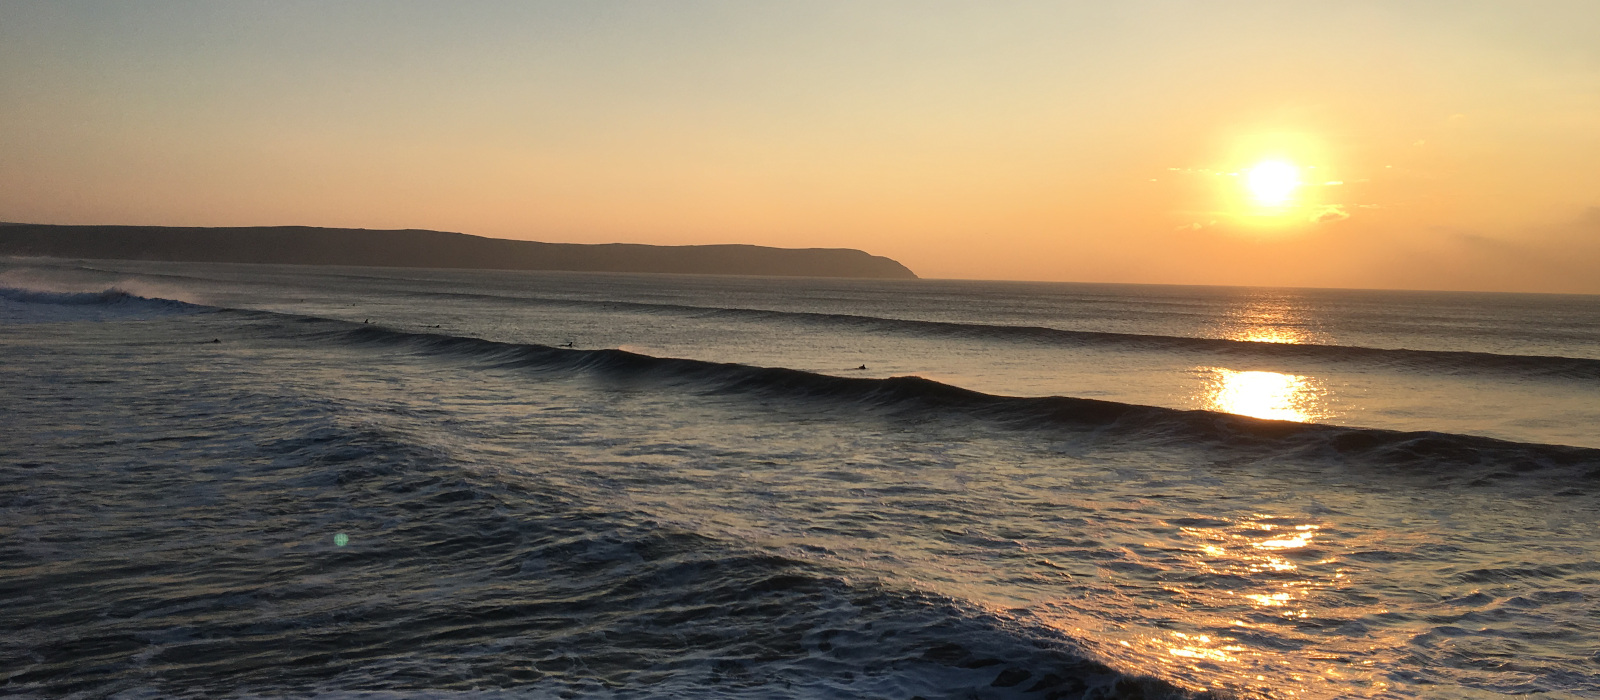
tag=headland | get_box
[0,223,918,279]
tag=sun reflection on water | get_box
[1202,368,1325,422]
[1039,515,1382,698]
[1200,294,1335,423]
[1218,294,1327,346]
[1235,328,1306,344]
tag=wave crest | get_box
[418,291,1600,381]
[0,283,207,323]
[251,314,1600,481]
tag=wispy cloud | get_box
[1310,205,1349,224]
[1175,219,1217,232]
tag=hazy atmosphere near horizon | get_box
[6,4,1600,700]
[2,1,1598,292]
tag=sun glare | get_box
[1202,368,1324,422]
[1245,161,1300,207]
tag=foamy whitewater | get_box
[3,258,1598,699]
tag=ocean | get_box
[2,257,1597,699]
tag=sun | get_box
[1245,160,1300,207]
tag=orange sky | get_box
[2,2,1597,292]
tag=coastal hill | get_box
[0,223,918,279]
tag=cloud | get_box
[1174,219,1218,232]
[1310,205,1349,224]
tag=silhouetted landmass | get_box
[0,223,918,279]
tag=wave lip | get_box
[0,284,208,322]
[4,286,143,305]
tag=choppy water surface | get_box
[2,258,1598,698]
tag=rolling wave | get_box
[245,311,1600,480]
[37,266,1600,378]
[0,284,206,322]
[8,284,1594,474]
[410,290,1600,381]
[0,286,191,308]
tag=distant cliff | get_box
[0,224,918,279]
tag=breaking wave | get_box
[0,284,207,323]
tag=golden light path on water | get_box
[1203,368,1325,422]
[1233,328,1304,345]
[1026,300,1371,697]
[1202,295,1332,423]
[1016,506,1401,698]
[1056,514,1397,699]
[1219,295,1327,346]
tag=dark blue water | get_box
[3,258,1598,699]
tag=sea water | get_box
[2,257,1597,699]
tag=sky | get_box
[2,1,1598,293]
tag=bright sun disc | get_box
[1246,161,1300,206]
